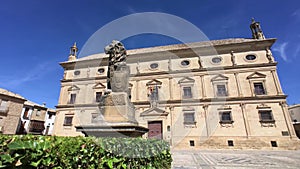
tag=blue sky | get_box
[0,0,299,108]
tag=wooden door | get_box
[148,121,162,139]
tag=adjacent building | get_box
[53,19,299,149]
[0,88,56,135]
[43,108,56,136]
[0,88,26,134]
[18,101,56,135]
[289,104,300,138]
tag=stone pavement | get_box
[172,149,300,169]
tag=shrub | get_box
[0,135,172,169]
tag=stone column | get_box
[271,70,283,95]
[234,73,243,97]
[168,57,172,71]
[280,102,296,139]
[169,106,174,146]
[240,103,250,138]
[169,77,173,100]
[231,51,236,66]
[200,75,206,98]
[136,80,140,101]
[202,105,209,137]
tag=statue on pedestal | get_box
[76,40,148,137]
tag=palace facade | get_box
[53,20,299,149]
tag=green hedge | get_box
[0,135,172,169]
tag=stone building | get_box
[0,88,26,134]
[53,19,299,149]
[43,108,56,136]
[289,104,300,138]
[18,101,56,135]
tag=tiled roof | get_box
[0,88,26,100]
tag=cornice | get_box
[61,62,277,83]
[56,95,287,109]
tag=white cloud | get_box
[273,42,288,61]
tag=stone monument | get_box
[76,40,148,137]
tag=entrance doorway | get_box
[148,121,162,139]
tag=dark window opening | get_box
[64,116,73,126]
[216,84,227,96]
[23,108,30,119]
[98,68,105,74]
[167,125,171,132]
[259,110,274,123]
[212,57,222,63]
[190,140,195,146]
[184,112,195,124]
[220,111,233,123]
[74,70,80,75]
[96,92,102,102]
[148,85,159,101]
[271,141,277,147]
[281,131,289,136]
[246,55,257,60]
[181,60,190,66]
[150,63,158,69]
[254,82,266,95]
[183,87,192,98]
[69,94,76,104]
[228,140,234,146]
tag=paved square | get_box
[172,150,300,169]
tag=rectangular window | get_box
[220,111,233,123]
[228,140,234,146]
[184,112,195,124]
[0,100,8,113]
[36,110,41,116]
[259,110,274,122]
[254,82,266,95]
[189,140,195,146]
[149,86,159,101]
[23,108,30,119]
[216,84,227,96]
[96,92,102,102]
[48,112,54,119]
[64,116,73,126]
[183,87,192,98]
[69,94,76,104]
[271,141,278,147]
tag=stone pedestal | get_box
[76,92,148,138]
[98,92,136,124]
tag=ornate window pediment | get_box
[211,74,229,82]
[247,72,266,79]
[67,85,80,91]
[211,75,229,97]
[178,77,195,85]
[178,77,195,99]
[140,107,168,117]
[247,72,267,96]
[146,79,162,86]
[93,82,106,89]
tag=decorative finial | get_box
[68,42,78,61]
[250,18,265,39]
